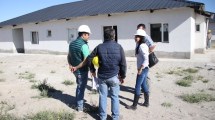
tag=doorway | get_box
[68,28,78,44]
[12,28,24,53]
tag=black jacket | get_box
[88,40,127,80]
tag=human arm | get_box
[72,44,90,71]
[87,46,99,76]
[138,45,149,75]
[119,46,127,83]
[145,35,156,53]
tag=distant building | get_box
[208,12,215,41]
[0,0,212,58]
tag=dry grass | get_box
[62,80,74,86]
[31,79,57,98]
[0,79,6,82]
[180,93,215,103]
[161,102,172,108]
[166,67,199,76]
[27,111,75,120]
[50,70,56,74]
[176,75,194,87]
[18,71,35,80]
[0,101,16,119]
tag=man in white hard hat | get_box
[67,25,91,112]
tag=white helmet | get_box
[134,29,146,36]
[78,25,91,34]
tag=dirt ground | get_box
[0,50,215,120]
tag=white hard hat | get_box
[78,25,91,34]
[134,29,146,36]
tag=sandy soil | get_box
[0,51,215,120]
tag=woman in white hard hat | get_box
[67,25,91,112]
[126,29,150,110]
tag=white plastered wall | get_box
[0,7,196,58]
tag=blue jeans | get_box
[207,40,211,49]
[135,68,149,95]
[98,75,120,120]
[74,71,88,110]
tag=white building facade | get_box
[0,7,208,58]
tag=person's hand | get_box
[118,76,124,84]
[69,65,73,72]
[119,79,124,84]
[69,65,78,72]
[137,68,143,75]
[72,67,78,72]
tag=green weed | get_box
[31,79,57,98]
[27,111,75,120]
[50,70,56,74]
[176,75,194,87]
[0,114,20,120]
[0,79,6,82]
[180,93,215,103]
[183,68,198,73]
[161,102,172,108]
[62,80,74,86]
[18,71,35,80]
[166,70,183,76]
[0,101,16,116]
[208,88,215,91]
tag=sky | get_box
[0,0,215,23]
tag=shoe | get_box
[126,94,140,110]
[142,93,149,107]
[126,105,137,110]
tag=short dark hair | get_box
[104,28,115,40]
[78,32,89,37]
[137,24,146,29]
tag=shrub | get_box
[0,114,20,120]
[0,79,6,82]
[183,68,198,73]
[18,71,35,80]
[161,102,172,108]
[176,75,194,87]
[31,79,57,98]
[50,70,56,74]
[62,80,74,86]
[28,111,75,120]
[180,93,215,103]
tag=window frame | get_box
[150,23,169,43]
[47,30,52,37]
[102,25,118,42]
[31,31,39,44]
[195,24,200,32]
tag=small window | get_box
[150,23,169,43]
[31,31,39,44]
[150,24,162,42]
[196,24,200,32]
[47,30,52,37]
[103,26,118,42]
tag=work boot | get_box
[126,94,140,110]
[142,93,149,107]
